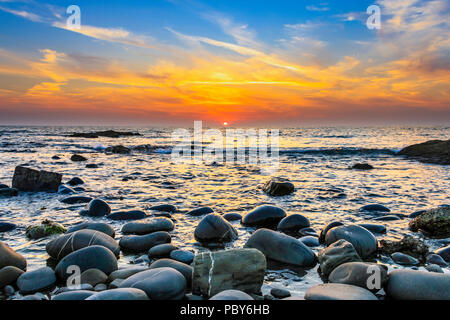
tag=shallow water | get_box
[0,126,449,298]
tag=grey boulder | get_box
[325,224,378,259]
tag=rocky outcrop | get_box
[26,219,66,240]
[68,130,141,138]
[379,235,429,261]
[12,166,62,192]
[398,139,450,165]
[105,145,131,154]
[409,206,450,238]
[192,249,266,297]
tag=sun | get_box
[223,121,228,126]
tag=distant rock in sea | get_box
[398,139,450,165]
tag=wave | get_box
[279,147,397,156]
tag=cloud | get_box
[0,5,41,21]
[306,4,330,12]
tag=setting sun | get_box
[223,122,228,126]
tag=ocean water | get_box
[0,126,449,297]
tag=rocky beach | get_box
[0,126,449,300]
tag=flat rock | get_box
[187,207,214,216]
[435,245,450,262]
[60,196,93,204]
[305,283,378,300]
[148,243,178,259]
[360,204,390,213]
[426,254,447,266]
[299,236,320,247]
[222,213,242,221]
[71,154,87,162]
[107,210,147,221]
[68,177,84,186]
[0,222,16,233]
[122,217,174,235]
[149,204,177,213]
[358,223,386,234]
[119,231,171,253]
[17,267,56,294]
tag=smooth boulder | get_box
[187,207,214,216]
[0,266,24,288]
[86,288,149,300]
[305,283,378,300]
[194,214,238,244]
[328,262,388,292]
[318,239,362,276]
[241,205,286,228]
[263,178,295,196]
[66,222,115,238]
[119,231,171,253]
[149,259,193,287]
[0,241,27,271]
[210,290,254,300]
[122,217,174,235]
[325,224,378,259]
[84,199,111,217]
[107,210,147,221]
[17,267,56,294]
[277,214,310,233]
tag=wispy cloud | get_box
[0,5,41,21]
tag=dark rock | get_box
[55,283,93,293]
[426,254,447,266]
[277,214,310,233]
[379,235,429,261]
[409,206,450,237]
[192,249,266,297]
[209,290,254,300]
[351,163,374,170]
[68,177,84,186]
[71,154,87,162]
[300,236,320,247]
[66,222,115,238]
[121,217,174,235]
[244,228,316,267]
[0,187,18,197]
[105,145,131,154]
[426,264,444,273]
[108,266,149,282]
[328,262,388,292]
[119,231,171,253]
[222,213,242,221]
[52,290,95,300]
[186,207,214,216]
[60,196,93,204]
[386,269,450,299]
[46,229,120,260]
[26,219,66,240]
[0,241,27,270]
[0,266,24,287]
[85,164,99,169]
[107,210,147,221]
[318,239,362,276]
[305,283,378,300]
[194,214,238,244]
[69,130,141,139]
[270,287,291,298]
[80,268,108,286]
[95,283,107,291]
[0,222,16,232]
[170,250,194,264]
[358,224,386,234]
[52,155,61,160]
[241,205,286,228]
[17,267,56,294]
[391,252,419,265]
[325,224,378,259]
[409,209,427,219]
[149,259,193,287]
[373,215,401,221]
[360,204,390,213]
[435,245,450,262]
[318,221,344,244]
[263,178,295,196]
[57,185,76,194]
[4,285,15,296]
[86,288,148,300]
[148,244,178,259]
[12,166,62,192]
[119,267,186,300]
[397,139,450,165]
[84,199,111,217]
[55,245,118,280]
[299,227,318,237]
[0,184,9,189]
[149,204,177,213]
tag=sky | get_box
[0,0,449,126]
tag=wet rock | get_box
[299,227,318,237]
[193,249,266,297]
[82,199,111,217]
[194,214,238,244]
[119,267,186,300]
[12,166,62,192]
[149,259,193,287]
[57,185,76,194]
[131,255,150,265]
[300,236,320,247]
[25,219,66,240]
[119,231,171,253]
[17,267,56,294]
[66,222,115,238]
[0,187,18,197]
[397,139,450,165]
[241,205,286,228]
[409,206,450,238]
[60,196,93,204]
[222,213,242,221]
[358,223,386,234]
[210,290,254,300]
[351,163,374,170]
[305,283,378,300]
[87,288,149,300]
[105,145,131,154]
[409,209,427,219]
[263,178,295,196]
[108,266,149,282]
[0,222,16,232]
[360,204,390,213]
[68,177,84,186]
[0,241,27,270]
[85,164,99,169]
[379,235,429,261]
[186,207,214,216]
[52,290,95,300]
[318,221,344,244]
[148,244,178,259]
[20,294,45,300]
[373,215,401,221]
[80,268,108,286]
[325,224,378,259]
[318,239,362,276]
[46,229,120,260]
[4,285,15,296]
[170,250,194,264]
[386,269,450,300]
[0,184,9,189]
[277,214,310,233]
[425,264,444,273]
[391,252,419,265]
[245,228,316,267]
[121,217,174,235]
[270,287,291,299]
[94,283,107,291]
[149,204,177,213]
[328,262,388,292]
[107,210,147,221]
[69,130,141,139]
[71,154,87,162]
[55,245,118,280]
[109,279,124,289]
[426,254,447,266]
[435,245,450,262]
[0,266,24,287]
